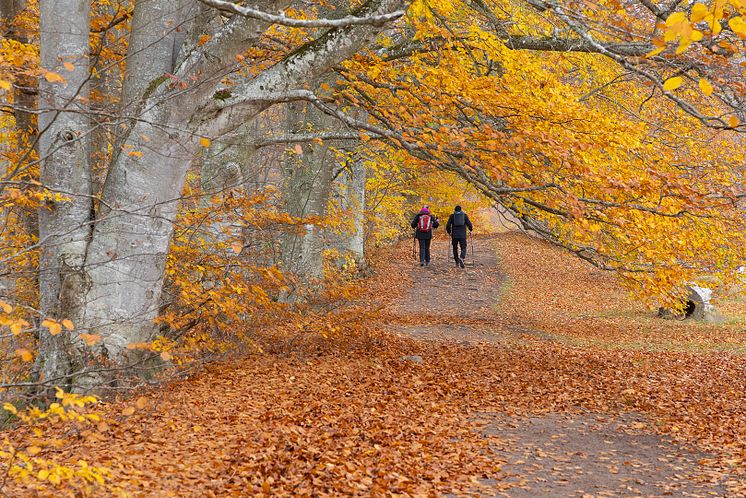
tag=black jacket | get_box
[411,212,439,240]
[446,211,473,239]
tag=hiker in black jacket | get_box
[446,205,473,268]
[411,206,439,267]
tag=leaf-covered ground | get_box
[5,232,746,497]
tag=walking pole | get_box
[412,234,416,261]
[469,231,475,266]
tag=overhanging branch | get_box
[199,0,404,27]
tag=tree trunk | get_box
[282,102,339,280]
[75,111,192,362]
[36,0,92,385]
[32,0,402,384]
[346,157,366,263]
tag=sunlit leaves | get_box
[42,70,65,83]
[42,319,62,335]
[664,11,703,53]
[661,0,746,55]
[14,348,33,362]
[645,46,665,57]
[699,78,714,96]
[41,318,74,335]
[729,16,746,36]
[663,76,684,91]
[10,319,29,336]
[1,390,109,491]
[79,333,102,346]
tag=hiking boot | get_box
[458,257,465,268]
[425,261,430,266]
[420,262,424,267]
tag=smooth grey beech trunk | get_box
[33,0,403,387]
[37,0,92,384]
[282,101,341,280]
[345,158,366,263]
[0,0,37,297]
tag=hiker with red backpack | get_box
[446,205,473,268]
[411,206,439,267]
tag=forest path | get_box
[390,233,731,497]
[5,234,745,497]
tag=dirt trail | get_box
[5,232,743,497]
[392,234,730,497]
[390,234,503,320]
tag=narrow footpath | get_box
[388,233,735,497]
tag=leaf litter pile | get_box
[5,232,746,496]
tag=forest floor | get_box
[387,234,742,497]
[5,232,746,497]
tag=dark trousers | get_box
[418,238,431,263]
[452,237,467,261]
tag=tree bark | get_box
[282,101,342,280]
[345,157,366,263]
[37,0,92,384]
[33,0,402,381]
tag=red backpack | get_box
[417,214,433,232]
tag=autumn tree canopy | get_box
[0,0,743,393]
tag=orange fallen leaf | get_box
[14,349,33,362]
[42,319,63,335]
[79,333,102,346]
[44,71,65,83]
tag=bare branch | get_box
[504,35,651,56]
[254,131,361,148]
[198,0,405,27]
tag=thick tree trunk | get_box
[282,102,339,280]
[76,111,192,361]
[346,158,366,263]
[36,0,92,385]
[120,0,185,114]
[200,125,257,197]
[33,0,402,382]
[67,9,284,366]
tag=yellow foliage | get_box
[1,391,110,493]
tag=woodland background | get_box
[0,0,746,493]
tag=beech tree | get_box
[29,0,406,387]
[0,0,743,391]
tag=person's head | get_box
[420,205,430,214]
[454,205,462,212]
